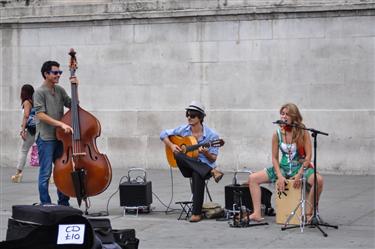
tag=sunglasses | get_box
[186,112,200,119]
[48,70,63,75]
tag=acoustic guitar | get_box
[165,135,225,168]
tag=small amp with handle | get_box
[119,168,152,215]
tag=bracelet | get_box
[302,161,311,167]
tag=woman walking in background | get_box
[11,84,36,183]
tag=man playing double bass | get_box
[34,60,78,206]
[160,101,224,222]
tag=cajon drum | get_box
[275,180,302,225]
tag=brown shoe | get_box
[189,214,202,222]
[211,168,224,183]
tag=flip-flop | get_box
[249,217,265,223]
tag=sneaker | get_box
[11,173,23,183]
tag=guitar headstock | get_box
[68,48,78,78]
[210,139,225,147]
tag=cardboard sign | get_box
[57,224,85,245]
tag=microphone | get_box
[272,120,288,125]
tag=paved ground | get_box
[0,166,374,249]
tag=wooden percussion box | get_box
[275,180,302,225]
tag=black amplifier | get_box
[224,184,272,212]
[119,168,152,208]
[119,181,152,207]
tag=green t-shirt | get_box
[33,83,71,140]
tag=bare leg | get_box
[248,170,269,220]
[306,173,324,216]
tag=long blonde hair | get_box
[280,103,305,148]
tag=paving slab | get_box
[1,167,374,248]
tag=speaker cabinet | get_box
[119,181,152,207]
[225,184,272,212]
[225,184,253,210]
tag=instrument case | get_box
[88,218,139,249]
[112,229,139,249]
[2,215,97,249]
[6,204,83,240]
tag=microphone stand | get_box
[279,122,338,237]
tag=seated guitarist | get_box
[160,100,224,222]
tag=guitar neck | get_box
[185,142,209,153]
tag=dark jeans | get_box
[174,153,212,215]
[36,136,70,206]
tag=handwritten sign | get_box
[57,224,85,244]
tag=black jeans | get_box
[174,153,212,215]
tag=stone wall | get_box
[1,1,374,174]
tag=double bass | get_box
[54,49,112,206]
